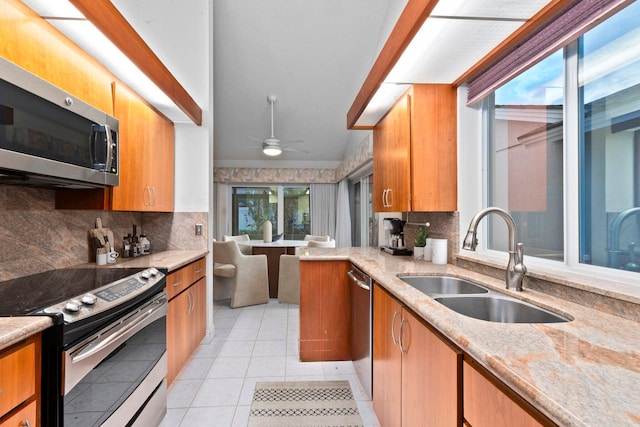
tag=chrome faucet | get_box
[462,207,527,291]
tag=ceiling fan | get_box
[249,94,307,156]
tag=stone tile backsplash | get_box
[0,186,207,281]
[401,211,459,262]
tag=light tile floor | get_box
[160,299,381,427]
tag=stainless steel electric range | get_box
[0,267,167,427]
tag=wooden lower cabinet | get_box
[167,258,207,385]
[463,359,554,427]
[373,285,462,427]
[372,284,403,426]
[0,401,36,427]
[299,260,351,361]
[0,335,40,427]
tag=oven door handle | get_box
[71,297,167,364]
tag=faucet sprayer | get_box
[462,207,527,291]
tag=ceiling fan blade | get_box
[248,136,264,143]
[282,146,310,154]
[279,139,304,144]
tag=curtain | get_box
[335,179,352,247]
[310,183,337,237]
[467,0,631,104]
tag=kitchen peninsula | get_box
[300,247,640,427]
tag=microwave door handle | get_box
[104,124,114,172]
[90,124,107,171]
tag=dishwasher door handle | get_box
[347,270,370,291]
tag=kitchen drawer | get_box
[0,341,36,418]
[166,266,191,299]
[166,257,206,300]
[191,257,206,282]
[0,400,36,427]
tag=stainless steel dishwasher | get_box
[347,264,372,399]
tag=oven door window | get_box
[63,298,166,426]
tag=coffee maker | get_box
[382,218,412,255]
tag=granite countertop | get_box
[301,247,640,427]
[107,249,208,271]
[0,249,208,352]
[0,316,53,351]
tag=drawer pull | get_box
[22,421,32,427]
[172,280,184,287]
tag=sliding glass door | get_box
[231,185,310,240]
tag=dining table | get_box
[237,240,308,298]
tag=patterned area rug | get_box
[248,380,364,427]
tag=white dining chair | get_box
[223,234,252,255]
[306,239,336,248]
[303,234,330,242]
[277,254,300,304]
[213,240,269,308]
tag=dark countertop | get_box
[0,249,208,351]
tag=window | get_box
[579,2,640,270]
[484,1,640,275]
[487,51,564,260]
[231,186,310,240]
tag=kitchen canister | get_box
[431,238,448,265]
[263,220,272,243]
[423,238,433,262]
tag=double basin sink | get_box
[397,275,569,323]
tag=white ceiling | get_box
[20,0,554,168]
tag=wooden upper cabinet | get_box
[410,84,457,212]
[373,93,412,212]
[111,83,174,212]
[373,84,457,213]
[0,0,114,114]
[56,84,175,212]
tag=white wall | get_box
[174,123,210,212]
[457,85,484,241]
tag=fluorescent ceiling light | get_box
[20,0,189,122]
[354,83,410,127]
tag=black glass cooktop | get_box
[0,268,146,316]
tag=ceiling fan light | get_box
[263,145,282,156]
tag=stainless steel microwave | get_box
[0,57,118,189]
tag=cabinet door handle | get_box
[21,421,31,427]
[151,186,157,206]
[382,189,387,208]
[398,318,408,354]
[144,186,151,206]
[391,311,400,345]
[189,290,195,314]
[386,188,392,208]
